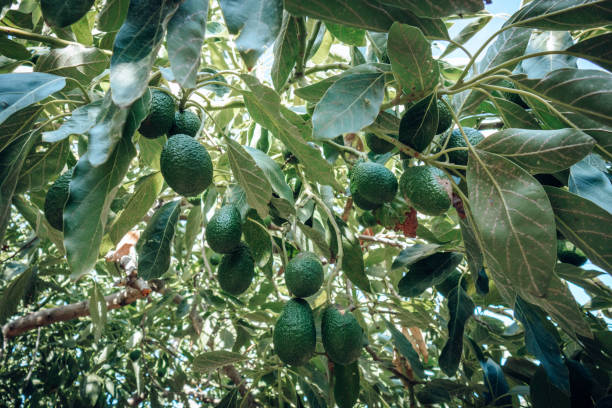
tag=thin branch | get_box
[358,234,408,248]
[365,346,425,386]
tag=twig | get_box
[358,234,407,248]
[365,346,425,386]
[0,25,112,55]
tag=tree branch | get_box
[0,25,112,55]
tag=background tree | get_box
[0,0,611,407]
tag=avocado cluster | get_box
[139,89,201,139]
[204,204,256,296]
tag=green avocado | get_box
[365,133,397,154]
[334,362,360,408]
[160,134,213,197]
[499,80,529,109]
[350,162,398,205]
[217,243,255,295]
[169,110,201,137]
[400,166,451,216]
[273,298,316,366]
[285,252,324,298]
[206,205,242,254]
[139,90,176,139]
[352,191,381,211]
[440,127,484,165]
[436,99,453,134]
[399,96,438,153]
[44,169,73,231]
[321,306,364,365]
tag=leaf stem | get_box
[0,25,112,55]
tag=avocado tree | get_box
[0,0,611,407]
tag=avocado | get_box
[400,165,452,216]
[217,243,255,295]
[139,90,176,139]
[206,205,242,254]
[169,110,200,137]
[285,252,324,298]
[436,98,453,134]
[440,127,484,165]
[352,191,381,211]
[557,240,588,267]
[321,306,364,365]
[399,96,438,153]
[350,161,398,205]
[334,361,360,408]
[365,133,397,154]
[44,169,73,231]
[273,298,316,366]
[160,134,213,197]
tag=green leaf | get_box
[63,132,136,279]
[0,267,34,325]
[387,23,439,101]
[89,283,107,342]
[294,75,340,102]
[378,0,484,18]
[556,263,612,301]
[467,150,557,302]
[224,136,273,218]
[0,131,38,246]
[398,93,438,152]
[284,0,448,39]
[568,157,612,214]
[12,195,64,252]
[166,0,208,89]
[517,68,612,128]
[244,146,294,205]
[243,210,272,268]
[110,0,180,107]
[108,172,164,244]
[480,358,511,407]
[476,128,595,174]
[324,22,365,46]
[42,99,104,143]
[398,252,463,297]
[312,71,385,139]
[519,31,577,78]
[16,139,69,193]
[298,222,331,260]
[97,0,129,32]
[489,97,540,129]
[530,366,571,408]
[272,14,301,91]
[192,351,247,373]
[508,0,612,30]
[440,14,491,58]
[333,362,360,408]
[40,0,94,27]
[0,72,65,126]
[392,243,441,269]
[459,217,484,277]
[544,186,612,274]
[35,45,109,88]
[0,35,30,60]
[0,105,41,154]
[514,296,570,394]
[341,232,371,293]
[384,318,425,379]
[241,75,342,191]
[439,287,474,376]
[184,203,203,259]
[136,200,181,280]
[219,0,283,69]
[566,32,612,72]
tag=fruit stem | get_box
[323,139,366,158]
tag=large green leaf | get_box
[440,14,491,58]
[392,243,441,269]
[439,286,474,376]
[15,139,69,193]
[341,232,371,293]
[192,351,248,373]
[312,71,385,139]
[489,97,539,129]
[0,106,42,154]
[219,0,283,69]
[568,157,612,214]
[244,146,294,205]
[397,252,463,297]
[387,23,439,101]
[530,366,571,408]
[110,0,179,107]
[0,267,34,325]
[325,22,365,46]
[63,132,136,279]
[97,0,129,32]
[225,136,273,218]
[12,195,64,252]
[378,0,484,18]
[476,128,595,173]
[384,319,425,379]
[517,68,612,127]
[89,283,107,342]
[467,150,556,301]
[508,0,612,31]
[243,209,272,268]
[108,172,164,244]
[544,186,612,274]
[519,31,576,78]
[136,200,181,280]
[166,0,208,89]
[284,0,448,39]
[0,72,65,126]
[556,263,612,301]
[42,99,104,143]
[240,75,342,190]
[40,0,95,27]
[35,45,109,88]
[566,32,612,72]
[183,203,202,260]
[459,217,484,278]
[272,14,301,91]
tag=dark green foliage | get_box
[43,169,73,231]
[321,306,364,365]
[273,298,316,366]
[399,95,438,153]
[41,0,95,27]
[217,243,255,295]
[349,161,398,205]
[139,90,176,139]
[400,165,451,216]
[284,252,324,298]
[160,134,213,197]
[499,79,529,108]
[206,205,243,254]
[441,128,484,165]
[398,252,464,297]
[365,132,396,154]
[334,362,360,408]
[351,190,380,211]
[170,110,201,137]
